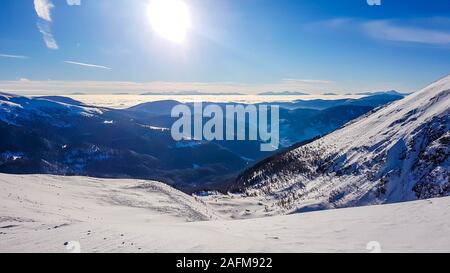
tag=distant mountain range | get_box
[65,90,407,97]
[356,90,410,96]
[258,91,310,96]
[277,93,404,110]
[0,92,404,193]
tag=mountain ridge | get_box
[233,75,450,213]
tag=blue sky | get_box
[0,0,449,95]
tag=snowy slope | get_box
[1,173,450,253]
[234,75,450,213]
[0,92,103,126]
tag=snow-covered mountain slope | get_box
[0,174,218,224]
[0,92,103,126]
[1,173,450,253]
[233,75,450,213]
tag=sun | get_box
[147,0,191,43]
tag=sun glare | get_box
[148,0,191,43]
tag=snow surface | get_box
[1,173,450,253]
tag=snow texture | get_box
[1,173,449,253]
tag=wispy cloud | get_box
[34,0,54,22]
[66,0,81,6]
[37,22,58,50]
[64,61,112,70]
[33,0,58,50]
[315,17,450,46]
[363,20,450,46]
[0,54,29,59]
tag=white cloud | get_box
[64,61,112,70]
[37,22,58,50]
[363,20,450,45]
[0,54,28,59]
[34,0,54,22]
[66,0,81,6]
[34,0,58,50]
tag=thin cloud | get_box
[66,0,81,5]
[34,0,54,22]
[0,54,29,59]
[37,22,58,50]
[316,17,450,46]
[64,61,112,70]
[363,20,450,46]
